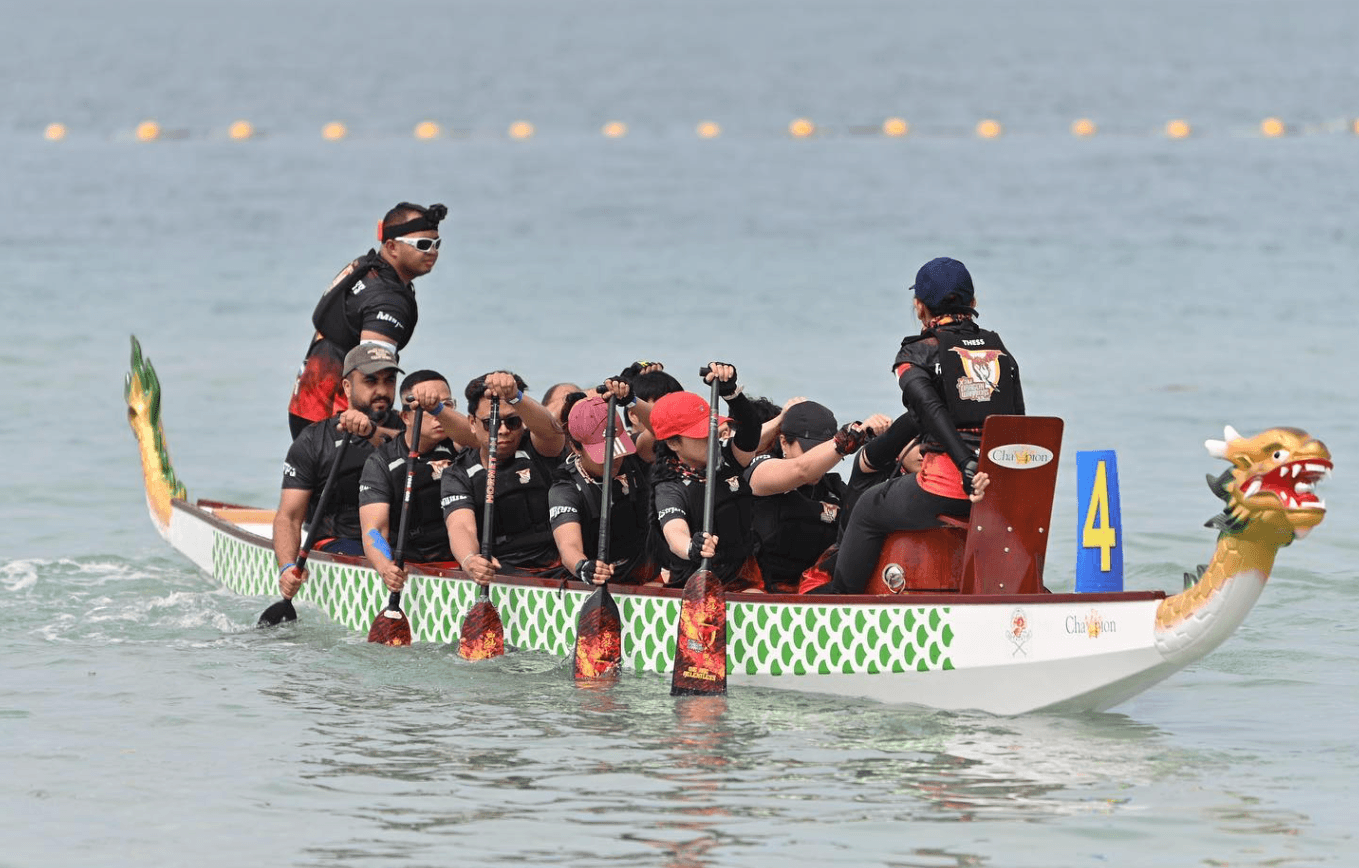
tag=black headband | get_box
[381,203,448,242]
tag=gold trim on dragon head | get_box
[1203,425,1330,544]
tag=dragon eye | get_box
[1272,449,1290,462]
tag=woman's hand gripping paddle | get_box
[574,393,623,680]
[259,425,361,628]
[459,395,506,660]
[670,368,727,696]
[366,407,423,646]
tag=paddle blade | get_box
[573,586,622,680]
[256,597,297,628]
[367,606,412,646]
[458,597,505,660]
[670,568,727,696]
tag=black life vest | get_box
[384,440,457,562]
[928,325,1020,428]
[666,456,755,585]
[310,251,416,350]
[463,449,556,560]
[752,473,846,583]
[564,455,652,565]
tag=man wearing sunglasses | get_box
[441,371,568,582]
[287,201,447,439]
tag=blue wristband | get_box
[507,390,523,405]
[367,528,393,560]
[430,400,445,416]
[280,562,296,575]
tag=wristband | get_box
[574,558,590,580]
[280,562,296,575]
[430,400,445,416]
[507,390,523,405]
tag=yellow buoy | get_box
[1260,117,1286,137]
[136,120,161,141]
[228,120,254,140]
[1071,118,1097,137]
[44,123,67,141]
[1165,119,1192,139]
[976,119,1002,139]
[696,120,721,139]
[321,121,347,140]
[602,121,628,139]
[414,121,441,140]
[789,118,816,138]
[882,117,909,137]
[508,120,535,140]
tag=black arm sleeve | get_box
[723,393,762,452]
[899,369,974,471]
[861,412,920,471]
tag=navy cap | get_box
[911,257,976,313]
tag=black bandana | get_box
[381,202,448,241]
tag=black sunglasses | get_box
[478,415,524,432]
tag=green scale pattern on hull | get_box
[211,530,955,676]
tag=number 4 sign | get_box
[1076,450,1124,592]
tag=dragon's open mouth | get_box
[1242,459,1331,510]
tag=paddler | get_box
[441,371,568,583]
[357,370,461,593]
[287,201,446,438]
[650,363,764,591]
[548,390,656,586]
[274,344,405,599]
[821,257,1011,594]
[743,400,877,593]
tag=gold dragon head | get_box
[1204,426,1330,544]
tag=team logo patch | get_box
[517,468,532,485]
[727,476,740,492]
[1007,607,1031,656]
[950,347,1006,402]
[819,502,839,524]
[428,459,452,480]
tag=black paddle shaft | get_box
[697,367,721,572]
[478,395,501,595]
[295,417,369,572]
[596,394,618,566]
[391,406,425,572]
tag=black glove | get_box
[706,363,740,398]
[686,531,710,562]
[599,377,632,405]
[619,360,660,382]
[833,422,874,456]
[961,457,979,495]
[575,558,599,584]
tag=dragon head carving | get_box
[1203,426,1330,544]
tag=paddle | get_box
[670,368,728,696]
[459,394,506,660]
[574,393,623,680]
[366,407,423,646]
[258,429,357,628]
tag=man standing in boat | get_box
[820,257,1011,594]
[287,201,446,439]
[275,344,405,598]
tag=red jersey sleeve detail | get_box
[894,362,912,378]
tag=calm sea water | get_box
[4,1,1358,865]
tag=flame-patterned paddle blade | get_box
[367,605,412,646]
[573,585,622,680]
[458,597,505,660]
[670,568,727,696]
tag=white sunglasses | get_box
[393,236,441,252]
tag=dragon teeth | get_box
[1245,479,1263,497]
[1293,464,1302,478]
[1296,482,1313,494]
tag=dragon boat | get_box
[125,337,1331,715]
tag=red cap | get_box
[650,391,728,441]
[567,395,637,463]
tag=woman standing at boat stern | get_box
[820,257,1015,594]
